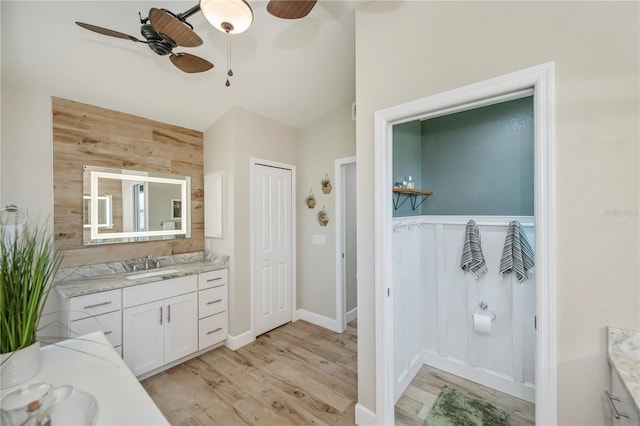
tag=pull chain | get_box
[225,31,233,87]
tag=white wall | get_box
[203,108,237,331]
[297,101,355,321]
[0,1,3,202]
[1,89,53,220]
[0,89,60,339]
[355,2,639,424]
[203,107,299,336]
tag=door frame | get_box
[335,156,356,332]
[249,158,297,339]
[374,62,556,424]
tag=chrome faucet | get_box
[144,255,151,270]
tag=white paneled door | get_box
[253,164,292,336]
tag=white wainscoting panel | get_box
[392,215,535,403]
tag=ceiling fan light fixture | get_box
[199,0,254,34]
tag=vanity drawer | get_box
[198,286,227,319]
[69,310,122,348]
[69,289,122,321]
[198,312,227,350]
[198,269,228,290]
[123,275,197,308]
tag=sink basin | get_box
[125,269,179,280]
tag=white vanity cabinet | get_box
[197,269,228,350]
[59,289,123,356]
[607,365,640,426]
[122,275,198,377]
[58,265,229,379]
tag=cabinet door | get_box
[164,293,198,365]
[123,300,164,376]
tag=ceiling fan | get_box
[266,0,318,20]
[76,6,212,74]
[75,1,319,75]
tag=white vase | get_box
[0,342,41,389]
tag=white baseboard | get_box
[346,307,358,323]
[225,330,255,351]
[394,353,423,403]
[423,350,535,402]
[296,309,342,333]
[355,402,376,426]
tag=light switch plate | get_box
[312,234,326,245]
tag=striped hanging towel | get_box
[499,220,535,284]
[460,220,487,279]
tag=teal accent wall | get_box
[420,96,534,216]
[392,120,422,217]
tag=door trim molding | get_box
[249,158,297,339]
[373,62,556,424]
[335,156,356,332]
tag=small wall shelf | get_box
[392,188,433,211]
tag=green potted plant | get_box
[305,189,316,209]
[317,207,329,226]
[321,173,332,194]
[0,219,63,388]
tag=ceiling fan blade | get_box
[267,0,317,19]
[149,8,202,48]
[75,22,142,43]
[170,53,214,73]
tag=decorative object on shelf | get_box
[317,206,329,226]
[406,176,415,189]
[321,173,332,194]
[392,188,433,211]
[305,189,316,209]
[0,207,63,388]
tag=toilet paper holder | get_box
[475,302,496,321]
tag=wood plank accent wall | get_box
[52,97,204,267]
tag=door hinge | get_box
[342,253,345,259]
[387,288,390,297]
[534,315,537,330]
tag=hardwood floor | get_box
[142,320,358,425]
[395,364,535,426]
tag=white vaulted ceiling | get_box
[1,1,362,130]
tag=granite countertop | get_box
[56,252,228,298]
[608,326,640,411]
